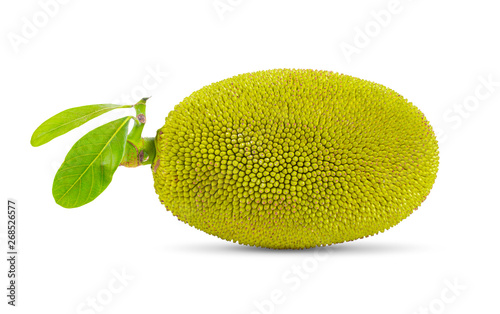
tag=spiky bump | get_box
[152,69,439,249]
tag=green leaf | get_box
[52,116,133,208]
[31,104,132,147]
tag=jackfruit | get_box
[152,69,439,249]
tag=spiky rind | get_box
[152,69,439,249]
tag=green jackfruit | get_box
[152,69,439,249]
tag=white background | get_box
[1,0,499,313]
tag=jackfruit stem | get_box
[120,98,156,167]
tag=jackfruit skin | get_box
[152,69,439,249]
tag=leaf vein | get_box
[56,117,131,204]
